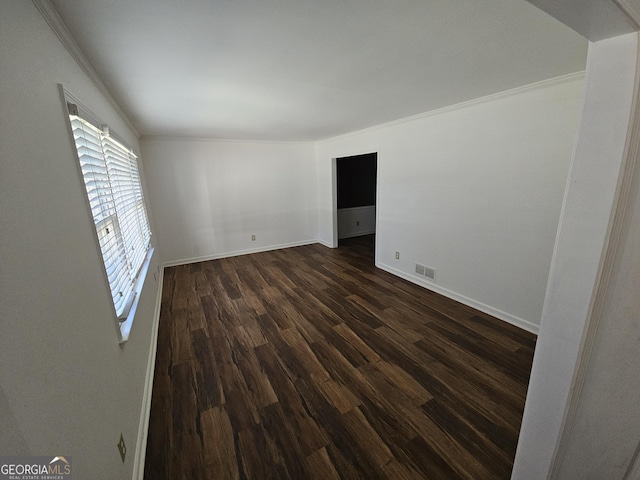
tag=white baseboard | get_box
[338,229,376,240]
[377,262,539,335]
[317,239,336,248]
[131,266,164,480]
[163,239,318,268]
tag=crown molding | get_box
[140,134,312,146]
[31,0,140,138]
[614,0,640,29]
[318,71,586,144]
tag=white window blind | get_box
[69,110,152,320]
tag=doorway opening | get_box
[335,152,377,262]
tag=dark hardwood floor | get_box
[144,235,536,479]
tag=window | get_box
[66,99,152,341]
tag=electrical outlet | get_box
[395,251,400,260]
[117,433,126,463]
[251,235,256,241]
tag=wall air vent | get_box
[415,263,436,281]
[424,266,436,280]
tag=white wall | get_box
[317,74,584,331]
[0,1,160,478]
[337,206,376,239]
[512,33,639,480]
[141,137,317,265]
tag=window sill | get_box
[118,247,155,344]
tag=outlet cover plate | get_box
[117,433,126,463]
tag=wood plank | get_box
[199,406,239,479]
[305,447,341,480]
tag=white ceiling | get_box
[49,0,588,141]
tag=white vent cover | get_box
[415,263,436,281]
[424,266,436,280]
